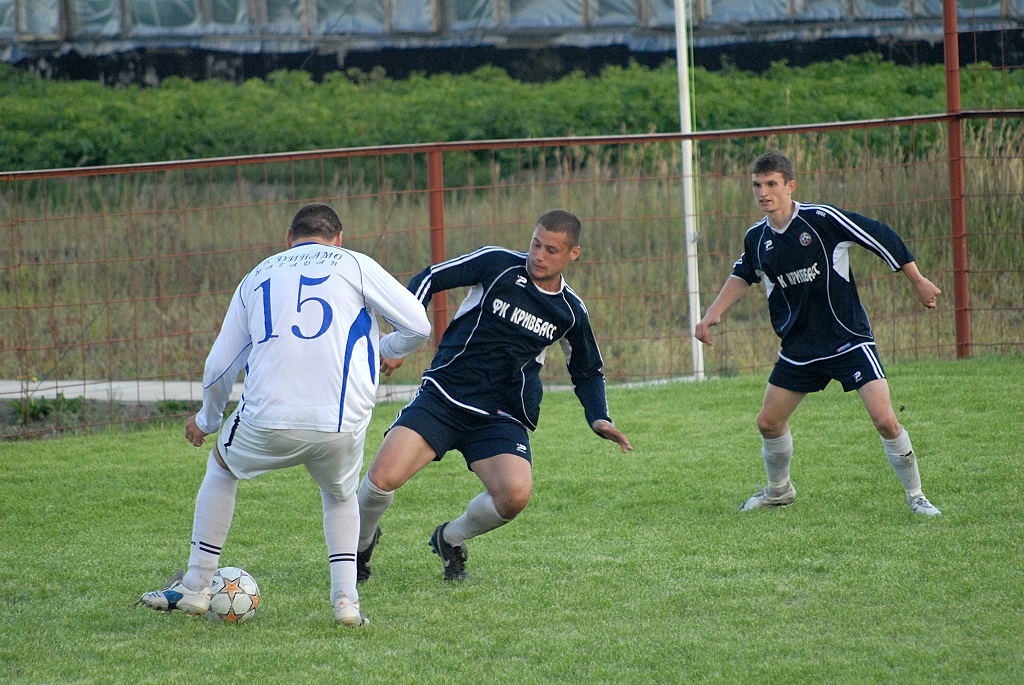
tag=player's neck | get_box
[766,201,797,231]
[530,273,563,293]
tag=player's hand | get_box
[914,277,941,309]
[185,415,209,447]
[380,355,404,377]
[591,419,633,453]
[694,313,719,346]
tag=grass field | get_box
[1,357,1022,684]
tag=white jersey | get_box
[195,241,430,435]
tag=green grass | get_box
[1,357,1022,683]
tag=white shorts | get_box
[215,408,370,501]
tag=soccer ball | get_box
[204,567,261,624]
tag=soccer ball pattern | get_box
[204,567,261,624]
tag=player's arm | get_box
[832,209,941,308]
[590,419,633,453]
[561,310,632,454]
[358,256,432,357]
[573,369,632,454]
[900,260,941,309]
[408,247,518,307]
[193,283,252,439]
[694,275,751,346]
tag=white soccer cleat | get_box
[909,495,941,516]
[739,482,797,511]
[135,569,211,616]
[333,595,370,627]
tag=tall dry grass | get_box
[1,121,1021,403]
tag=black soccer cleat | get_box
[429,523,468,582]
[356,525,381,584]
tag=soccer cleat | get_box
[333,595,370,627]
[909,494,941,516]
[135,569,212,616]
[429,523,468,582]
[739,482,797,511]
[355,525,381,584]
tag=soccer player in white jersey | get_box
[355,209,633,582]
[136,203,431,626]
[694,151,943,516]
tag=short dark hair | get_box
[290,203,343,241]
[751,151,795,182]
[536,209,582,248]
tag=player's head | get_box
[536,209,583,249]
[289,203,344,244]
[751,152,797,218]
[751,151,795,182]
[527,209,582,291]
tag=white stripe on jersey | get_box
[415,247,524,304]
[802,203,902,271]
[429,265,520,374]
[831,240,857,282]
[422,377,490,416]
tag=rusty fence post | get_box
[427,149,448,347]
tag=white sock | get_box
[762,431,794,490]
[183,452,238,592]
[882,428,923,499]
[322,489,359,605]
[356,475,393,551]
[444,492,511,547]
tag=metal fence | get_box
[2,112,1022,438]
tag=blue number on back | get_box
[254,274,335,343]
[291,274,334,340]
[254,279,279,344]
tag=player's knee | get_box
[365,470,402,493]
[494,486,532,520]
[873,416,901,440]
[756,413,784,438]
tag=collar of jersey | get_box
[768,201,801,234]
[291,241,337,249]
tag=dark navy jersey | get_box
[408,246,611,431]
[730,202,914,364]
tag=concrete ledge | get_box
[0,380,420,405]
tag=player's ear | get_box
[285,228,294,248]
[569,244,581,262]
[332,231,343,247]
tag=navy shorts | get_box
[769,343,886,393]
[389,385,532,466]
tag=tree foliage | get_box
[0,53,1019,171]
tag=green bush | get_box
[0,54,1020,173]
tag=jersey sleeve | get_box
[196,282,252,434]
[560,299,612,427]
[730,230,762,285]
[826,206,914,271]
[354,254,432,359]
[408,247,522,307]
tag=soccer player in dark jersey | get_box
[694,151,943,516]
[356,209,633,582]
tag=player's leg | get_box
[320,489,368,626]
[740,382,806,510]
[355,426,438,580]
[757,381,806,439]
[305,427,371,626]
[429,423,533,581]
[857,377,940,516]
[182,446,238,593]
[136,446,235,614]
[428,456,530,583]
[466,452,534,521]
